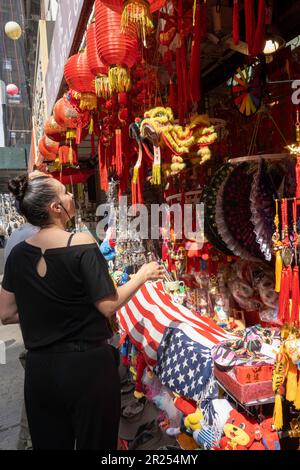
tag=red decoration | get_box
[6,83,19,96]
[51,168,95,185]
[44,115,66,142]
[245,0,266,56]
[53,96,89,131]
[58,145,78,166]
[64,50,95,94]
[86,21,111,98]
[233,0,240,46]
[100,0,165,13]
[95,0,139,92]
[38,135,57,161]
[189,2,201,104]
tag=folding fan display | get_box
[220,163,264,260]
[250,159,277,262]
[215,168,258,262]
[201,164,234,256]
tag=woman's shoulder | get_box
[70,232,98,247]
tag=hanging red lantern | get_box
[99,0,166,46]
[44,115,66,142]
[53,96,89,131]
[95,0,139,93]
[6,83,19,96]
[64,51,97,111]
[86,21,111,99]
[38,135,57,161]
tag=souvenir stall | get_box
[36,0,300,450]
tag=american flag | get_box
[154,327,218,403]
[117,281,233,367]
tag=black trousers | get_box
[24,344,120,450]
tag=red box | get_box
[214,366,273,404]
[234,364,274,384]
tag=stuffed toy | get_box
[260,417,281,450]
[100,238,116,262]
[216,409,265,450]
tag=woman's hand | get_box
[137,262,165,283]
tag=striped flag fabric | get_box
[117,281,235,367]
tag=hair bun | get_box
[8,174,29,201]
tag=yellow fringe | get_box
[286,360,298,402]
[134,390,145,399]
[89,116,94,135]
[152,164,161,185]
[79,92,97,111]
[273,393,283,430]
[68,145,73,165]
[121,0,153,46]
[108,66,131,93]
[275,250,283,293]
[66,129,76,140]
[293,376,300,410]
[132,166,139,184]
[95,75,112,99]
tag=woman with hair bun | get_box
[0,172,164,450]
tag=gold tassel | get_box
[275,250,283,293]
[66,129,76,140]
[79,92,97,111]
[286,360,298,402]
[273,393,283,430]
[293,375,300,410]
[95,75,111,99]
[121,0,153,47]
[152,163,161,185]
[89,116,94,135]
[108,66,131,93]
[68,144,73,165]
[132,166,139,184]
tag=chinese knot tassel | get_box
[115,129,123,177]
[273,393,283,430]
[286,359,298,403]
[291,266,300,325]
[275,250,283,293]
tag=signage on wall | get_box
[45,0,85,115]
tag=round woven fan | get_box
[201,164,234,256]
[221,163,263,259]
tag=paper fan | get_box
[230,61,263,117]
[201,164,234,256]
[221,163,263,260]
[215,169,258,261]
[250,159,277,262]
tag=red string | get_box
[189,2,201,104]
[233,0,240,45]
[296,156,300,199]
[245,0,266,56]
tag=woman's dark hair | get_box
[8,174,58,227]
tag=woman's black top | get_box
[2,241,116,351]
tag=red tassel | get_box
[98,139,108,192]
[168,80,178,115]
[278,268,289,324]
[233,0,240,45]
[189,2,201,104]
[296,157,300,199]
[115,129,123,177]
[253,0,266,56]
[292,266,300,326]
[76,125,82,145]
[245,0,266,56]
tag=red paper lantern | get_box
[86,22,111,99]
[100,0,166,45]
[64,51,97,110]
[38,135,57,161]
[6,83,19,96]
[95,0,138,92]
[100,0,166,13]
[53,96,89,130]
[44,115,66,142]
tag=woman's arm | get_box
[0,288,19,325]
[95,261,164,318]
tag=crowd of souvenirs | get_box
[31,0,300,450]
